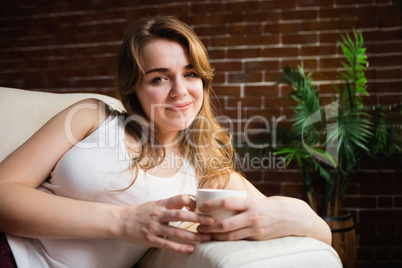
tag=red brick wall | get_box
[1,1,401,267]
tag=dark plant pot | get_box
[322,212,356,268]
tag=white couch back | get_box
[0,87,124,162]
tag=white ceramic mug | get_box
[194,189,247,220]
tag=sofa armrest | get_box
[136,236,341,268]
[0,87,124,162]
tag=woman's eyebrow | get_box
[184,64,194,70]
[145,64,194,75]
[145,68,168,75]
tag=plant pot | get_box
[322,212,356,268]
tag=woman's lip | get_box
[166,102,192,112]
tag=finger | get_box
[185,195,197,211]
[198,197,249,213]
[150,235,196,254]
[197,215,237,233]
[159,194,196,210]
[208,227,252,241]
[161,208,214,225]
[159,225,211,243]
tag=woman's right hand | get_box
[117,194,214,254]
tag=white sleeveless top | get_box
[6,112,198,268]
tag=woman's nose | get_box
[170,78,188,98]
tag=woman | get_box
[0,16,331,267]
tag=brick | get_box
[339,18,376,30]
[157,4,189,15]
[320,7,357,18]
[224,0,261,11]
[311,70,339,81]
[303,20,341,31]
[396,197,402,208]
[356,247,375,262]
[253,182,282,196]
[378,28,402,40]
[193,25,227,36]
[246,109,282,120]
[376,4,401,17]
[241,170,264,183]
[371,55,402,67]
[282,9,317,20]
[245,60,279,72]
[319,57,343,69]
[219,109,242,119]
[301,45,336,56]
[376,42,402,53]
[179,14,209,25]
[263,47,299,57]
[281,84,295,96]
[226,97,263,108]
[320,32,345,44]
[343,196,377,208]
[336,0,373,4]
[282,59,317,69]
[228,72,263,83]
[207,49,226,59]
[199,37,211,47]
[211,36,246,47]
[229,23,263,35]
[264,97,297,108]
[244,11,281,22]
[190,3,225,14]
[282,182,305,196]
[356,222,376,234]
[260,0,296,9]
[213,86,241,96]
[375,81,402,93]
[208,13,245,24]
[212,73,225,84]
[265,22,299,33]
[379,95,402,105]
[245,85,279,96]
[283,33,318,44]
[378,197,394,209]
[212,61,243,72]
[376,68,402,79]
[299,0,334,6]
[262,171,301,183]
[78,45,112,55]
[245,35,280,46]
[228,48,262,59]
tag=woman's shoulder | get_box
[64,98,112,139]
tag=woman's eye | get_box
[151,77,164,83]
[185,72,198,78]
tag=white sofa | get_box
[0,87,342,268]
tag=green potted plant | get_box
[276,30,401,217]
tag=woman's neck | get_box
[154,130,182,149]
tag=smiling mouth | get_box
[166,103,192,112]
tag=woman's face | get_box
[136,38,204,140]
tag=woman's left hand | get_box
[196,195,331,245]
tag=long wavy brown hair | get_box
[115,15,237,189]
